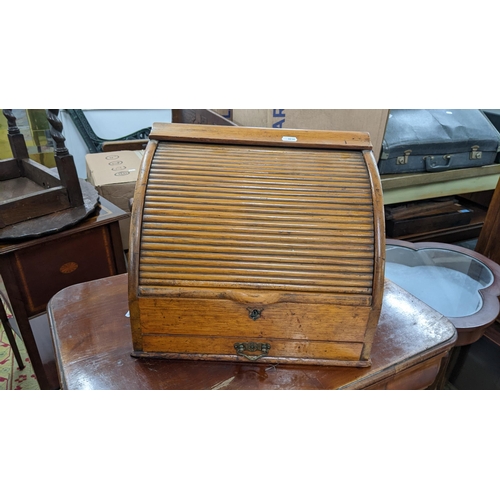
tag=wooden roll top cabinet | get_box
[128,123,385,366]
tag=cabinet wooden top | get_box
[149,123,373,150]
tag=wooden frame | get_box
[386,238,500,345]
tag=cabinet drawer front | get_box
[141,334,364,363]
[13,227,117,315]
[138,297,370,343]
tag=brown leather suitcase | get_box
[128,123,385,367]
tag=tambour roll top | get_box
[128,123,385,367]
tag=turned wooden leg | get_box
[0,297,24,370]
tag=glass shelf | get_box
[386,245,494,318]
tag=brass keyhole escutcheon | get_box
[247,307,263,320]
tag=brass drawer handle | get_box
[234,342,271,361]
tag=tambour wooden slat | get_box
[139,270,372,283]
[139,241,373,259]
[143,221,374,237]
[148,170,370,182]
[142,217,375,232]
[139,279,372,295]
[151,165,370,176]
[145,187,372,199]
[144,201,373,214]
[139,251,374,267]
[149,172,370,183]
[140,233,373,249]
[139,274,372,289]
[145,192,372,205]
[139,258,374,274]
[150,162,371,174]
[143,207,374,220]
[129,124,385,367]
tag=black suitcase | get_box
[378,109,500,175]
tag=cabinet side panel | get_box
[361,150,386,360]
[129,140,157,351]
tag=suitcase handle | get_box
[424,154,456,172]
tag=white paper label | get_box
[282,136,297,142]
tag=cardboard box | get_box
[211,109,233,121]
[86,150,143,250]
[232,109,389,161]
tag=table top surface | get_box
[47,273,457,390]
[0,197,128,255]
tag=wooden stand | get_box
[0,197,128,389]
[0,293,24,370]
[0,109,99,240]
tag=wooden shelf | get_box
[381,163,500,205]
[386,198,488,243]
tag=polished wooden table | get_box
[0,197,128,389]
[47,274,457,390]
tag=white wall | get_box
[60,109,172,178]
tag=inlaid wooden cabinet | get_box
[128,124,385,366]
